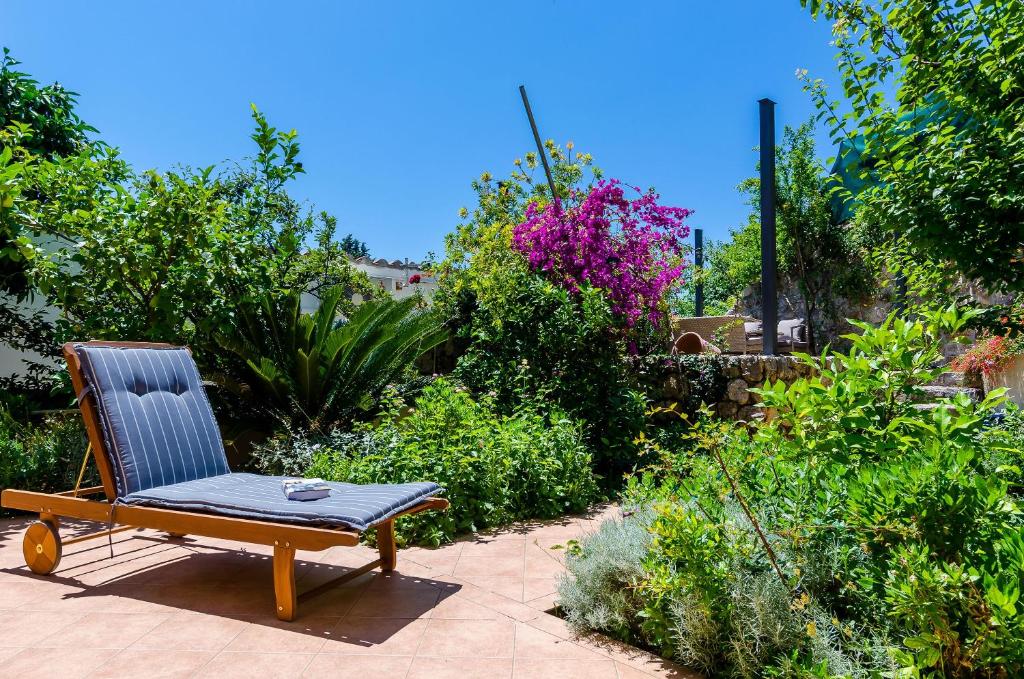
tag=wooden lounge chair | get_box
[0,341,449,621]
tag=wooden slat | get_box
[62,343,119,500]
[62,525,137,546]
[298,559,383,603]
[58,485,105,497]
[374,497,449,525]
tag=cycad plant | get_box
[218,288,446,429]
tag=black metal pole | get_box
[758,98,778,356]
[694,228,705,317]
[519,85,559,211]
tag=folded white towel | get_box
[282,478,331,501]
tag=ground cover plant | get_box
[559,307,1024,678]
[253,377,598,546]
[0,411,96,508]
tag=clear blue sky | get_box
[5,1,839,261]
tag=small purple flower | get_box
[512,179,691,329]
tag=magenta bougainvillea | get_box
[512,179,692,327]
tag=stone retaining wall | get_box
[646,354,817,422]
[715,355,817,420]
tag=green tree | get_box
[9,102,372,372]
[339,233,370,259]
[0,49,106,381]
[703,122,870,350]
[799,0,1024,292]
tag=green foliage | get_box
[218,289,446,430]
[800,0,1024,292]
[0,412,97,502]
[283,378,599,545]
[0,45,374,395]
[561,307,1024,677]
[339,233,370,259]
[558,509,654,641]
[431,146,655,476]
[0,48,95,161]
[699,121,871,349]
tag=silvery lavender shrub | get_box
[557,509,653,641]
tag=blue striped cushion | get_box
[75,345,230,497]
[121,473,443,531]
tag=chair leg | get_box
[377,519,397,572]
[273,543,297,621]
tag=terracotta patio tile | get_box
[523,611,575,640]
[365,570,451,591]
[613,661,678,678]
[513,658,619,678]
[37,612,168,649]
[316,544,380,568]
[524,547,568,579]
[321,616,427,654]
[0,579,56,608]
[458,574,525,600]
[223,615,339,653]
[302,653,413,677]
[417,618,516,658]
[403,549,462,575]
[407,656,514,678]
[346,583,440,619]
[454,554,525,578]
[523,576,559,600]
[296,563,376,590]
[3,646,117,678]
[88,649,217,678]
[198,651,315,678]
[566,632,696,678]
[526,592,559,613]
[459,539,527,559]
[450,581,544,622]
[514,622,603,660]
[0,609,85,646]
[292,581,367,618]
[130,612,249,651]
[429,591,504,620]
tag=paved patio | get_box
[0,505,694,678]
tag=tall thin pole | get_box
[694,228,705,317]
[519,85,559,211]
[758,98,778,356]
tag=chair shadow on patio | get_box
[0,517,461,650]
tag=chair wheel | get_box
[23,520,62,575]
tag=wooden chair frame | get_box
[0,341,449,621]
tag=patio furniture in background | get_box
[671,315,749,354]
[0,341,449,622]
[742,318,809,354]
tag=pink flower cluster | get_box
[512,180,691,327]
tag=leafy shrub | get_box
[453,270,648,475]
[258,378,599,545]
[216,288,446,430]
[431,148,675,477]
[559,307,1024,677]
[0,412,96,505]
[558,509,654,641]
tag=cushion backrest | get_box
[75,345,230,496]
